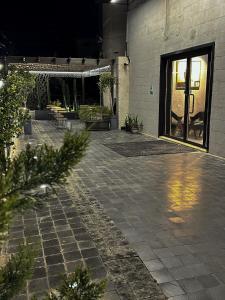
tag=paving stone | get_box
[153,248,175,259]
[150,269,174,284]
[28,278,48,293]
[49,275,63,288]
[48,263,66,276]
[42,232,58,241]
[46,254,64,265]
[145,259,165,271]
[160,281,185,297]
[206,285,225,300]
[78,240,95,249]
[58,236,75,245]
[34,256,45,268]
[66,259,84,273]
[43,238,59,248]
[75,233,92,241]
[32,267,46,279]
[197,274,220,288]
[61,242,78,253]
[178,277,203,293]
[81,248,99,258]
[160,256,183,269]
[85,257,104,269]
[64,250,82,262]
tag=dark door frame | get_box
[158,42,215,150]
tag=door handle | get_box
[189,93,195,114]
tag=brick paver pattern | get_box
[8,120,225,299]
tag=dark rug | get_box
[104,140,199,157]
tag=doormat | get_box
[104,140,199,157]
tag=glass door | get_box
[169,58,187,140]
[163,49,212,149]
[187,54,208,146]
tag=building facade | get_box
[103,0,225,158]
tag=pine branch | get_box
[0,131,89,240]
[0,245,37,300]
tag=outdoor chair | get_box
[189,111,204,138]
[171,111,183,135]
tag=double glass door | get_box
[162,46,214,149]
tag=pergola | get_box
[0,56,112,107]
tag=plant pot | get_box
[61,111,79,120]
[35,110,51,120]
[125,124,131,132]
[110,116,118,130]
[85,119,111,131]
[139,124,144,133]
[131,127,139,134]
[24,119,32,135]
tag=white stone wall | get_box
[116,57,130,129]
[128,0,225,157]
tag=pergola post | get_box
[47,77,51,104]
[82,76,85,104]
[73,78,78,109]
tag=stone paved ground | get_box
[31,120,225,300]
[5,120,167,300]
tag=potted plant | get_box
[98,73,117,129]
[124,114,143,134]
[79,105,112,131]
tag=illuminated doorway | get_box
[159,43,214,149]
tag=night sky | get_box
[0,0,102,57]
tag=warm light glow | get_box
[0,80,4,89]
[167,160,202,212]
[111,0,119,3]
[29,65,111,78]
[191,60,201,82]
[177,60,186,83]
[176,58,201,88]
[0,64,4,71]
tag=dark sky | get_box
[0,0,102,57]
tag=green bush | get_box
[0,245,37,300]
[79,105,112,121]
[125,114,143,132]
[40,267,106,300]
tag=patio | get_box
[9,120,225,299]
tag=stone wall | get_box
[116,57,130,129]
[127,0,225,157]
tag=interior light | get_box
[111,0,118,3]
[0,64,4,71]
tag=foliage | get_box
[125,114,143,133]
[0,245,37,300]
[97,72,115,93]
[0,131,89,239]
[0,68,36,171]
[97,73,116,114]
[43,267,106,300]
[0,130,89,299]
[79,105,112,121]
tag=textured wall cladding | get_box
[128,0,225,156]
